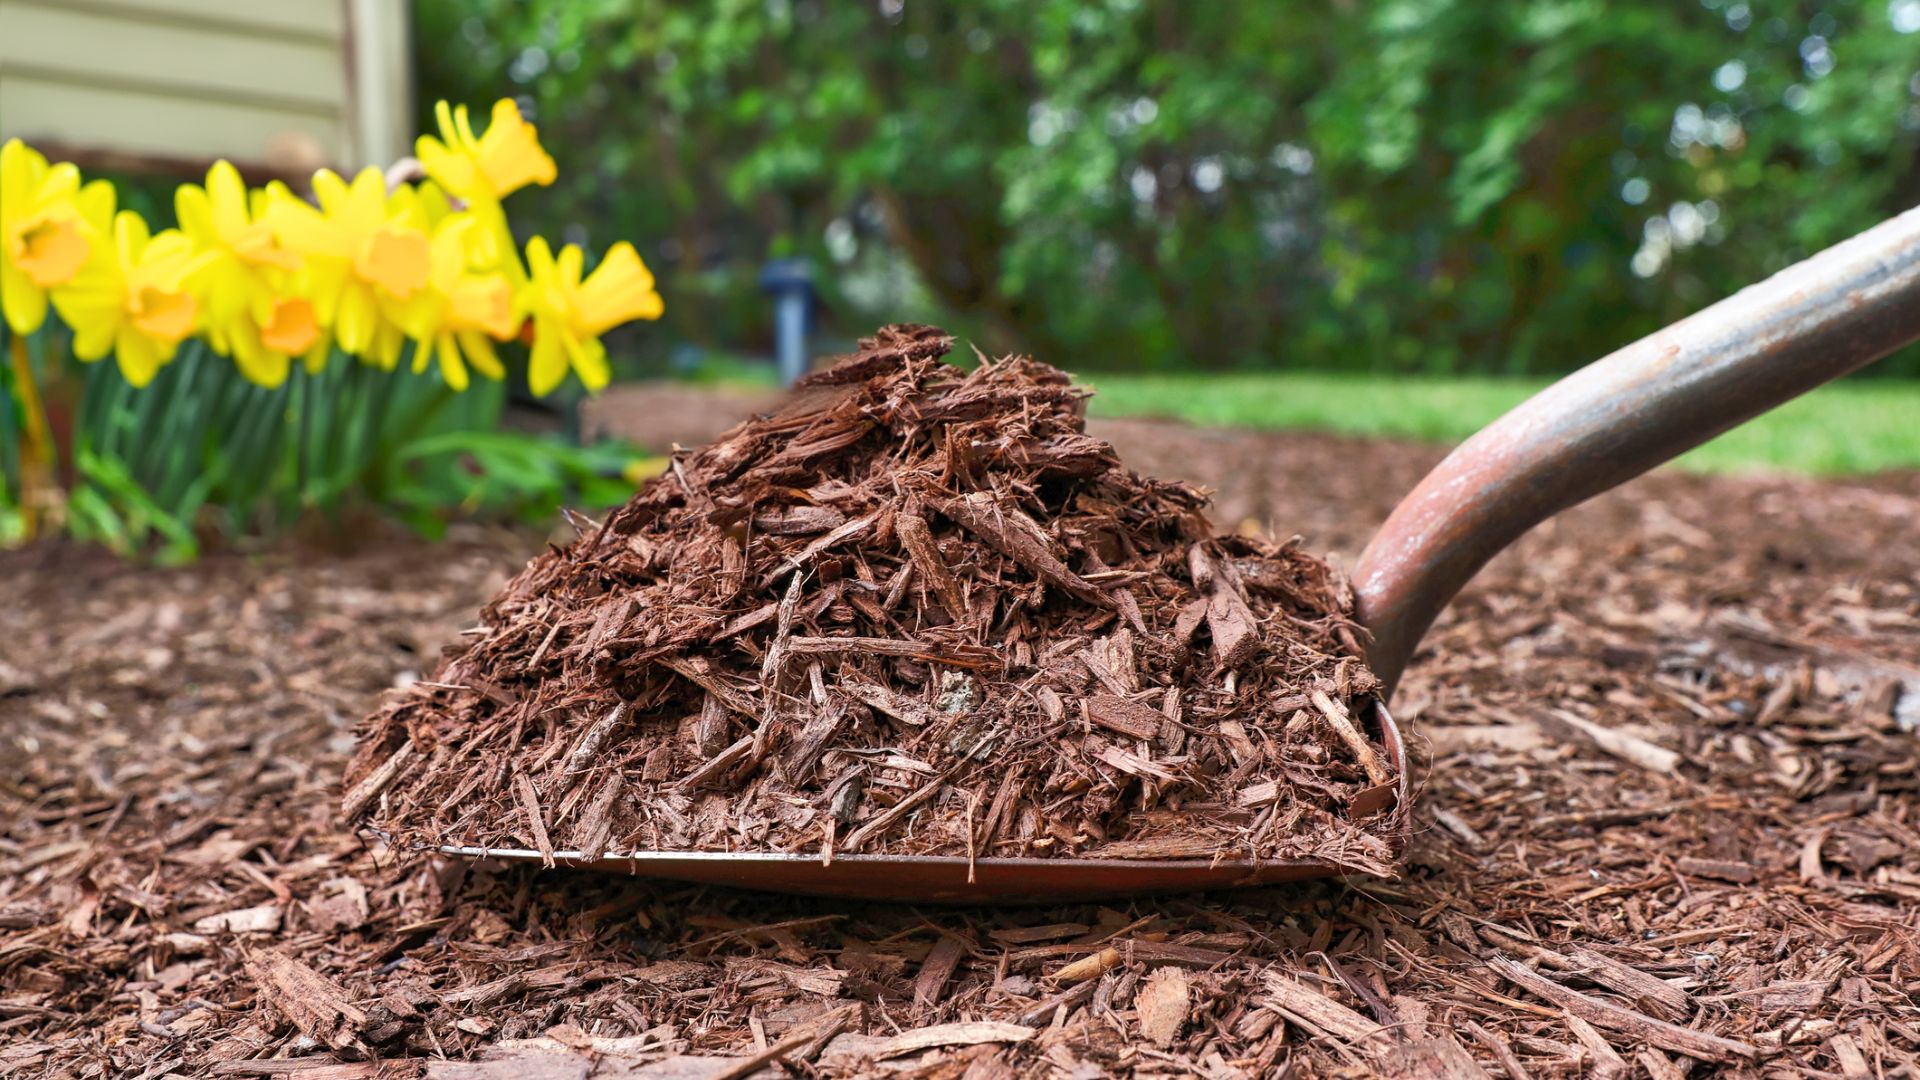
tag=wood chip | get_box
[896,508,968,623]
[339,740,412,821]
[512,772,554,867]
[1376,1037,1494,1080]
[1829,1033,1872,1080]
[932,491,1114,609]
[1054,947,1123,986]
[1487,958,1760,1063]
[1674,856,1754,884]
[1084,695,1165,740]
[1539,707,1682,774]
[1312,689,1390,785]
[1134,966,1190,1048]
[1565,1011,1630,1080]
[563,702,630,776]
[875,1021,1034,1058]
[703,1005,856,1080]
[242,950,368,1053]
[1464,1020,1533,1080]
[194,903,282,935]
[914,936,967,1008]
[1261,973,1386,1046]
[1560,945,1693,1021]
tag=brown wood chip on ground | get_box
[1262,973,1387,1046]
[348,324,1396,870]
[1134,966,1191,1048]
[873,1021,1034,1059]
[1487,958,1762,1063]
[242,950,371,1053]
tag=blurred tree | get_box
[417,0,1920,374]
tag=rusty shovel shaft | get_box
[1355,205,1920,695]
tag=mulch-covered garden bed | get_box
[350,326,1399,874]
[3,403,1917,1078]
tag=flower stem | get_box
[9,334,61,537]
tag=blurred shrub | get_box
[422,0,1920,375]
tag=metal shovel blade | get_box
[434,702,1408,903]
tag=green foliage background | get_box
[418,0,1920,375]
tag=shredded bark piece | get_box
[1135,966,1191,1048]
[242,950,371,1053]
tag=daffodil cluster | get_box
[1,99,663,394]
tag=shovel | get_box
[439,205,1920,901]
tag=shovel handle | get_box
[1355,204,1920,695]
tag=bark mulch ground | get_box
[4,388,1918,1078]
[351,326,1398,874]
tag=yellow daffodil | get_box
[52,211,208,387]
[415,100,552,290]
[2,139,115,335]
[176,160,322,387]
[415,99,556,205]
[409,214,514,391]
[519,237,663,396]
[265,167,431,368]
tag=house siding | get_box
[0,0,408,175]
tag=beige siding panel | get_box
[0,72,351,166]
[0,1,346,111]
[54,0,343,39]
[346,0,411,165]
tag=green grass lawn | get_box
[1082,372,1920,475]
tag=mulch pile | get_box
[3,403,1917,1079]
[347,325,1400,872]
